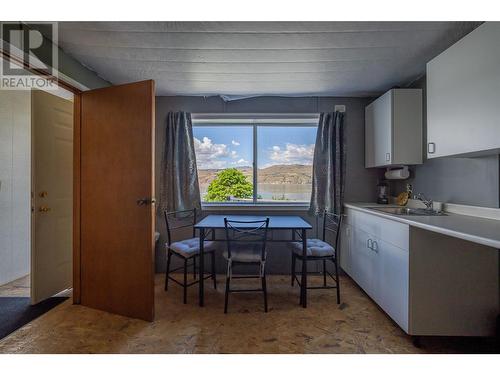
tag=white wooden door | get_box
[376,238,409,331]
[366,90,392,167]
[339,223,352,275]
[351,226,378,300]
[31,90,73,304]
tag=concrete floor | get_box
[0,274,497,354]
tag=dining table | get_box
[194,214,313,308]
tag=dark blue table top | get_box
[194,214,312,230]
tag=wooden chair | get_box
[223,218,270,313]
[289,211,341,304]
[164,208,216,304]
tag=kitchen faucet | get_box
[414,192,433,210]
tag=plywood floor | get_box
[0,274,497,354]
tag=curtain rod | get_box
[191,113,320,119]
[191,109,344,120]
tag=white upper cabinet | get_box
[365,89,423,168]
[427,22,500,158]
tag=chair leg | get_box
[262,273,268,313]
[334,256,340,304]
[291,253,296,286]
[323,259,327,287]
[183,258,188,304]
[165,249,172,291]
[211,251,217,290]
[224,262,230,314]
[193,256,197,279]
[299,257,306,306]
[224,276,230,314]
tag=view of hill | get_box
[198,166,252,186]
[258,164,312,184]
[197,164,312,186]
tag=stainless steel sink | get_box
[369,207,447,216]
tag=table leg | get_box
[199,228,205,307]
[301,228,307,308]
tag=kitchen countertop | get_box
[345,202,500,249]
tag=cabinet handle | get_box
[385,153,391,162]
[372,240,379,253]
[428,142,436,154]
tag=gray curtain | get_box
[309,112,346,215]
[159,111,201,213]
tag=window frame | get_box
[191,113,319,208]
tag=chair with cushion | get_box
[223,218,270,313]
[164,208,216,304]
[289,211,341,304]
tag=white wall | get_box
[0,90,31,285]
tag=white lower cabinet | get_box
[341,208,409,331]
[351,227,378,301]
[340,207,499,337]
[344,224,408,331]
[376,238,409,331]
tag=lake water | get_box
[199,183,311,202]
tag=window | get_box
[192,115,318,205]
[193,125,254,203]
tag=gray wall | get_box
[392,76,500,208]
[155,95,382,274]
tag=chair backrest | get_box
[164,208,197,246]
[224,218,270,261]
[322,210,342,251]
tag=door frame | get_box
[1,52,82,303]
[2,50,154,309]
[73,93,82,304]
[1,50,88,304]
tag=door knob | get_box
[137,197,156,206]
[39,206,51,213]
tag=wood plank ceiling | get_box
[58,21,481,97]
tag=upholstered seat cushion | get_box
[223,243,263,263]
[289,238,336,257]
[168,237,215,258]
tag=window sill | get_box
[201,203,310,212]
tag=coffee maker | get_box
[377,181,389,204]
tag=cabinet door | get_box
[351,227,378,300]
[375,238,409,332]
[340,224,352,275]
[392,89,423,165]
[374,91,393,167]
[365,104,376,168]
[365,91,392,167]
[427,23,500,158]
